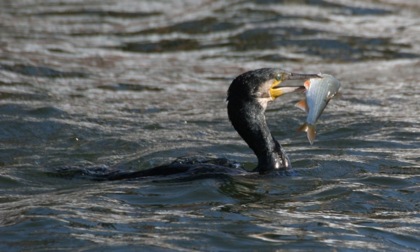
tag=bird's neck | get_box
[228,99,290,174]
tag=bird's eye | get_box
[275,73,282,81]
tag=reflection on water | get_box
[0,0,419,251]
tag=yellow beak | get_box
[269,72,319,99]
[270,82,305,99]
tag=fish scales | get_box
[296,74,340,145]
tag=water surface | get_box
[0,0,419,251]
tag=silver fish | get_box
[296,74,340,145]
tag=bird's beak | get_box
[270,72,319,99]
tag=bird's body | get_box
[80,68,319,180]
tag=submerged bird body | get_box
[296,74,341,144]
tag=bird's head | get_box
[227,68,319,109]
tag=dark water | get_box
[1,0,419,251]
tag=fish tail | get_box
[297,123,317,145]
[307,125,316,145]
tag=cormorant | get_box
[86,68,319,180]
[227,68,319,174]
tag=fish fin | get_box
[304,80,311,89]
[297,123,308,133]
[295,99,309,113]
[332,92,343,99]
[306,125,316,145]
[297,123,316,145]
[326,91,343,101]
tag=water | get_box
[0,0,419,251]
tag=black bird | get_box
[85,68,318,180]
[227,68,319,174]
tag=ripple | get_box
[0,64,88,78]
[97,83,164,92]
[1,0,420,251]
[120,39,201,53]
